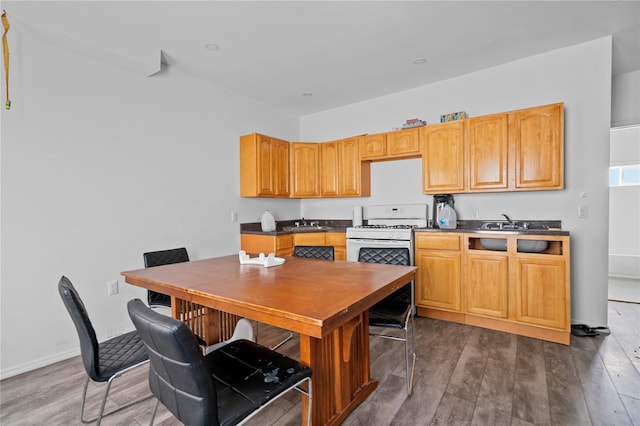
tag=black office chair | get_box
[127,299,313,426]
[269,245,336,351]
[292,245,335,260]
[358,247,416,396]
[143,247,190,309]
[58,276,152,425]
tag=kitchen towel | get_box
[353,206,363,227]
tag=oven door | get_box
[346,238,413,264]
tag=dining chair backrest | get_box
[293,245,334,260]
[58,276,101,380]
[358,247,411,304]
[143,247,189,307]
[127,299,219,425]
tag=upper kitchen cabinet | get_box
[510,103,564,190]
[360,128,421,161]
[290,142,321,198]
[467,113,509,191]
[240,133,289,197]
[321,136,370,197]
[421,120,466,193]
[421,102,564,194]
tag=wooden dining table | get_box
[122,253,416,426]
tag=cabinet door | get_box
[465,252,509,318]
[274,138,290,197]
[290,143,320,197]
[468,114,508,191]
[515,256,567,329]
[294,233,326,246]
[338,137,362,196]
[325,233,346,260]
[388,128,421,157]
[320,142,339,197]
[421,121,465,194]
[360,133,387,160]
[415,249,461,311]
[511,103,564,189]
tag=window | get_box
[609,165,640,187]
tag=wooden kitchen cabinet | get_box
[515,249,568,330]
[240,234,293,256]
[360,129,421,161]
[415,233,462,314]
[464,239,509,319]
[293,232,346,260]
[290,142,320,198]
[240,133,289,197]
[510,103,564,190]
[418,232,571,344]
[321,137,370,197]
[421,103,564,194]
[467,113,509,191]
[421,120,466,193]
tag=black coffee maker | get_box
[432,194,455,228]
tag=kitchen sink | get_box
[479,221,549,231]
[480,238,549,253]
[282,226,332,232]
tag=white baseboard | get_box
[0,348,80,381]
[609,254,640,279]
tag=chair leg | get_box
[271,331,294,350]
[79,361,153,424]
[404,314,417,396]
[149,399,160,426]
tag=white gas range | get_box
[345,204,428,265]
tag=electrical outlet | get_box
[472,208,480,219]
[231,211,238,222]
[107,280,119,295]
[577,206,589,218]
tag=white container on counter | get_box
[260,210,276,232]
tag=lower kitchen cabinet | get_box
[294,232,346,260]
[416,231,571,344]
[240,234,293,256]
[415,233,462,313]
[241,232,346,260]
[464,250,509,319]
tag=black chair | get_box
[358,247,416,396]
[143,247,190,309]
[269,245,336,351]
[127,299,313,426]
[292,245,335,260]
[58,276,151,425]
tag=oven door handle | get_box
[347,239,410,245]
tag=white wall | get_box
[300,37,613,328]
[0,34,302,378]
[612,70,640,128]
[609,125,640,278]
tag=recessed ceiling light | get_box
[302,92,313,97]
[204,43,220,51]
[413,57,427,65]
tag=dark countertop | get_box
[241,219,569,236]
[415,220,569,236]
[240,219,351,236]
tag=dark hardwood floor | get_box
[2,301,639,425]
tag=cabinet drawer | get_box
[415,233,461,250]
[276,235,294,250]
[294,233,325,246]
[325,232,346,246]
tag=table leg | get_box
[299,311,377,426]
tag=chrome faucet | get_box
[502,214,515,226]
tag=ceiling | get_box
[6,1,640,115]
